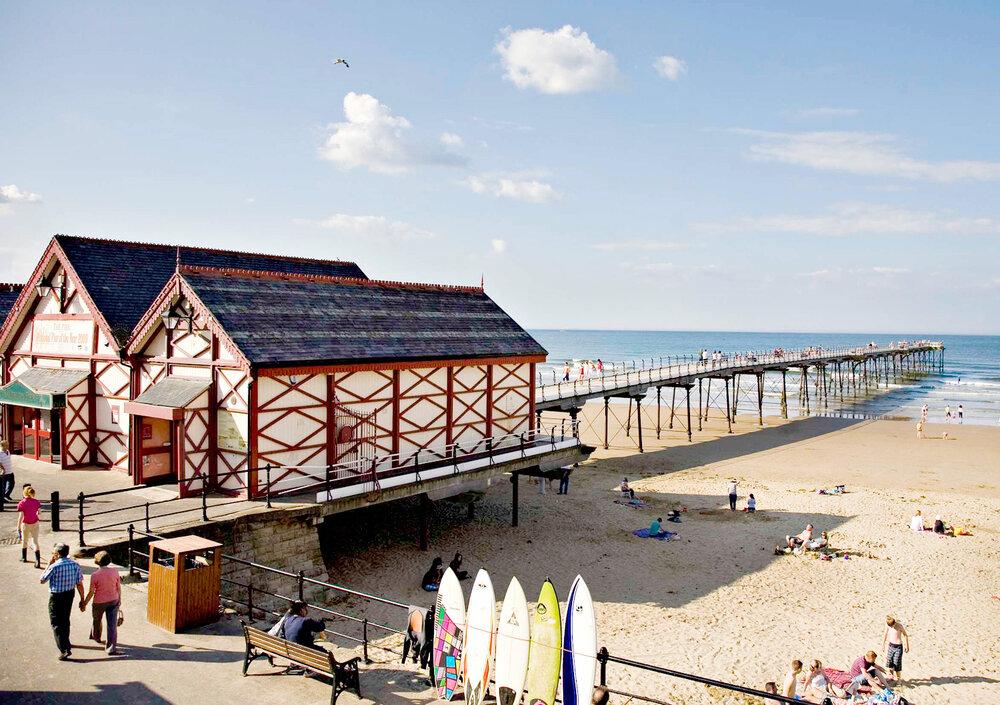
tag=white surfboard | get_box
[463,569,497,705]
[561,575,597,705]
[433,567,467,701]
[494,577,530,705]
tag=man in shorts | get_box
[882,616,910,681]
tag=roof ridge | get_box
[0,283,24,290]
[52,233,361,267]
[179,264,485,294]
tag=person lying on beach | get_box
[620,478,636,500]
[805,531,829,551]
[786,523,814,549]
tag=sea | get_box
[529,330,1000,427]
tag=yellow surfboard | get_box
[525,580,562,705]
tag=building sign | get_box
[217,410,248,452]
[32,319,93,354]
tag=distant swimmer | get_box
[333,58,350,68]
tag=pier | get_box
[536,342,944,451]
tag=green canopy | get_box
[0,379,61,410]
[0,367,90,410]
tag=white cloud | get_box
[319,92,465,175]
[620,262,722,280]
[590,240,688,252]
[793,107,861,119]
[653,55,687,81]
[297,213,436,242]
[796,266,912,289]
[439,132,464,147]
[465,174,561,203]
[697,202,1000,237]
[490,238,507,254]
[737,129,1000,182]
[0,184,42,214]
[495,25,618,94]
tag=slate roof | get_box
[54,235,367,346]
[180,268,547,367]
[0,284,23,328]
[13,367,90,394]
[132,376,212,408]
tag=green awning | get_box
[0,367,90,410]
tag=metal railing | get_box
[121,524,817,705]
[537,342,944,403]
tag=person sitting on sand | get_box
[786,523,814,549]
[782,659,803,698]
[667,509,682,523]
[910,510,925,532]
[763,681,778,700]
[801,659,834,701]
[620,478,636,500]
[846,651,890,697]
[449,552,470,580]
[933,515,953,536]
[649,517,663,536]
[747,494,756,513]
[421,557,444,591]
[805,531,829,551]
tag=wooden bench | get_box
[241,621,362,704]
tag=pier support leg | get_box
[704,378,712,422]
[697,379,703,432]
[725,377,733,433]
[781,370,788,419]
[603,397,609,450]
[419,493,432,550]
[669,387,676,429]
[636,397,643,453]
[510,473,519,527]
[686,386,692,442]
[626,398,632,437]
[656,387,662,439]
[732,375,739,421]
[802,368,810,414]
[756,372,764,426]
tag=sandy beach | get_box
[320,407,1000,705]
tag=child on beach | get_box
[747,494,756,512]
[882,616,909,682]
[915,420,924,439]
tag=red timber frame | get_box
[0,240,132,471]
[127,273,253,497]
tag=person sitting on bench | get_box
[281,601,327,651]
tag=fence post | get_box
[201,483,209,521]
[362,618,372,663]
[297,570,305,601]
[50,491,60,532]
[144,502,150,533]
[127,524,136,579]
[598,646,609,685]
[77,492,86,547]
[265,464,272,508]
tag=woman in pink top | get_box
[80,551,122,654]
[16,485,42,568]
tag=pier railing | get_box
[121,525,813,705]
[537,341,943,404]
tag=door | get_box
[21,409,57,463]
[140,417,176,484]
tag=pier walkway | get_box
[536,342,944,450]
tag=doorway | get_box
[18,407,60,464]
[140,417,177,485]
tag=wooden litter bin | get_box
[147,535,222,632]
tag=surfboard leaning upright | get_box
[524,579,562,705]
[433,567,467,701]
[494,576,530,705]
[463,569,496,705]
[561,575,597,705]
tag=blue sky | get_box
[2,2,999,334]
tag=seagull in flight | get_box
[333,58,350,68]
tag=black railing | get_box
[122,523,818,705]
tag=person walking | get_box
[40,543,85,660]
[80,551,122,655]
[957,404,964,423]
[728,479,738,511]
[558,467,571,495]
[944,404,952,422]
[882,615,910,682]
[562,363,570,382]
[0,440,14,501]
[17,486,42,567]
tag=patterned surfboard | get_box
[433,568,467,701]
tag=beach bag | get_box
[268,614,286,637]
[117,607,125,627]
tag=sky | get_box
[2,2,999,335]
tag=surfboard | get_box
[494,577,530,705]
[463,569,496,705]
[524,579,562,705]
[433,567,467,701]
[561,575,597,705]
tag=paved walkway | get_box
[0,500,432,704]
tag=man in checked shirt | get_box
[40,543,85,660]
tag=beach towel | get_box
[614,498,650,509]
[823,668,852,689]
[632,528,677,541]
